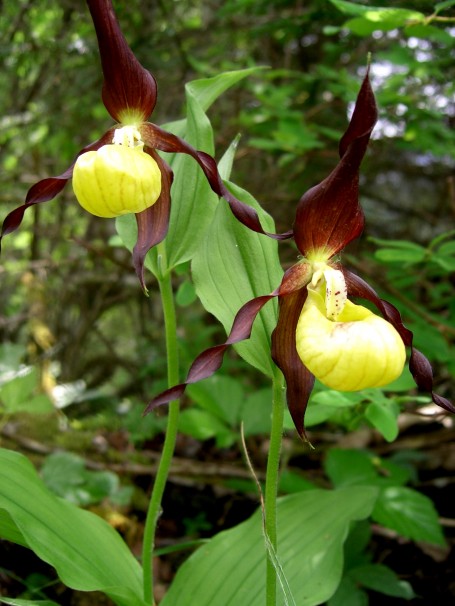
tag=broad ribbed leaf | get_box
[0,449,147,606]
[165,70,260,270]
[373,486,446,546]
[0,509,28,547]
[160,487,378,606]
[192,181,283,377]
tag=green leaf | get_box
[241,387,273,436]
[373,486,446,546]
[436,240,455,256]
[305,390,361,427]
[162,94,217,271]
[192,181,283,377]
[435,0,455,13]
[278,470,316,494]
[0,509,28,547]
[405,23,455,45]
[325,449,411,489]
[365,400,399,442]
[187,375,244,427]
[374,249,426,264]
[343,521,372,567]
[372,239,427,264]
[175,280,198,306]
[40,451,126,507]
[370,237,426,250]
[184,68,262,115]
[165,70,260,271]
[343,17,395,36]
[0,448,147,606]
[328,577,368,606]
[433,254,455,273]
[326,450,379,488]
[350,564,415,599]
[160,487,378,606]
[329,0,424,23]
[177,408,235,447]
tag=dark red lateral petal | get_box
[139,122,293,241]
[133,150,173,292]
[271,288,315,440]
[0,130,114,248]
[409,349,455,414]
[278,261,312,296]
[343,268,455,414]
[293,71,378,257]
[87,0,157,122]
[144,293,278,414]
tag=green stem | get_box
[142,245,180,605]
[264,367,286,606]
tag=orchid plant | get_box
[146,72,455,439]
[0,0,290,292]
[0,1,453,606]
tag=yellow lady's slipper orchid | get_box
[295,283,406,391]
[73,139,162,218]
[143,71,454,440]
[1,0,292,291]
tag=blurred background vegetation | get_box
[0,0,454,603]
[1,0,454,394]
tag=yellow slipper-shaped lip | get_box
[73,143,162,218]
[296,288,406,391]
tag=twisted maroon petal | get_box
[87,0,157,122]
[133,150,173,292]
[145,263,314,432]
[271,288,315,440]
[343,268,455,414]
[294,71,378,257]
[144,293,278,413]
[278,261,312,295]
[140,122,293,241]
[0,130,115,249]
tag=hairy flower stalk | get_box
[0,0,291,291]
[146,70,454,439]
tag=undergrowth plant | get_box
[0,1,453,605]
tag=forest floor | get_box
[0,411,454,605]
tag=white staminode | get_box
[323,268,347,321]
[309,264,347,321]
[112,125,143,148]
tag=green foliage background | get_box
[0,2,454,602]
[1,0,454,398]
